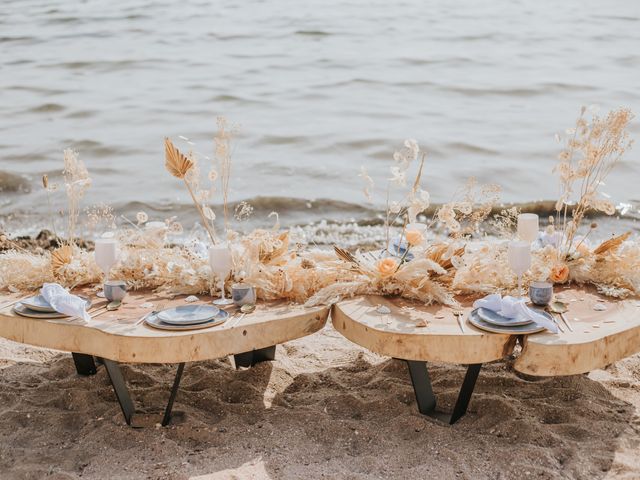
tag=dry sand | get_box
[1,323,639,480]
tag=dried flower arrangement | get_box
[0,108,638,305]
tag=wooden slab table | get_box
[0,290,330,426]
[332,287,640,424]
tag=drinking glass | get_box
[517,213,539,243]
[209,245,234,306]
[507,240,531,297]
[94,238,119,297]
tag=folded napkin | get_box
[473,293,558,333]
[40,283,91,322]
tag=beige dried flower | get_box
[136,211,148,224]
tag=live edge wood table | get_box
[332,287,640,425]
[0,290,330,427]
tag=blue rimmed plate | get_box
[145,309,229,331]
[469,309,546,335]
[157,305,220,325]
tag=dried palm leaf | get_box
[51,245,73,274]
[164,137,193,179]
[593,232,631,255]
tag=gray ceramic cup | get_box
[529,281,553,306]
[104,280,127,302]
[232,283,256,306]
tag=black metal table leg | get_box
[162,362,185,426]
[234,345,277,369]
[406,360,482,425]
[72,353,97,376]
[99,359,187,427]
[101,358,135,426]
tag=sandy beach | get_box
[1,321,639,480]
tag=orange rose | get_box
[405,229,424,246]
[377,257,399,277]
[549,263,569,284]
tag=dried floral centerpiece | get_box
[533,107,638,297]
[306,140,475,307]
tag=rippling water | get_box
[1,0,639,235]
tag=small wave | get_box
[209,94,266,105]
[445,141,500,155]
[5,85,66,95]
[255,135,310,146]
[295,30,331,36]
[27,103,65,113]
[0,36,35,43]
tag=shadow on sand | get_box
[0,350,638,479]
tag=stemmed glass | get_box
[94,238,119,297]
[507,240,531,298]
[209,244,234,306]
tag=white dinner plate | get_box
[145,309,229,331]
[12,296,92,319]
[157,305,220,325]
[468,309,546,335]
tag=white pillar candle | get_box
[517,213,539,243]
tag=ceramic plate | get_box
[21,295,56,313]
[476,307,533,327]
[468,309,546,335]
[145,309,229,331]
[13,303,70,319]
[157,305,220,325]
[12,296,92,319]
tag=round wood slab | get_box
[334,289,640,376]
[0,290,330,364]
[514,288,640,376]
[332,295,516,364]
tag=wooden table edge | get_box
[0,305,330,364]
[331,303,516,364]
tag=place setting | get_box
[466,214,564,336]
[139,241,258,332]
[12,283,93,321]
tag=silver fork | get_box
[136,302,166,325]
[453,309,465,333]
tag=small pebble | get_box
[185,295,199,303]
[140,302,153,308]
[593,303,607,311]
[434,314,445,319]
[592,324,600,328]
[375,305,391,315]
[415,320,428,328]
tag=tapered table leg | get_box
[406,360,482,425]
[99,359,187,427]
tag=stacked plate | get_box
[144,305,229,331]
[468,307,551,334]
[13,295,92,319]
